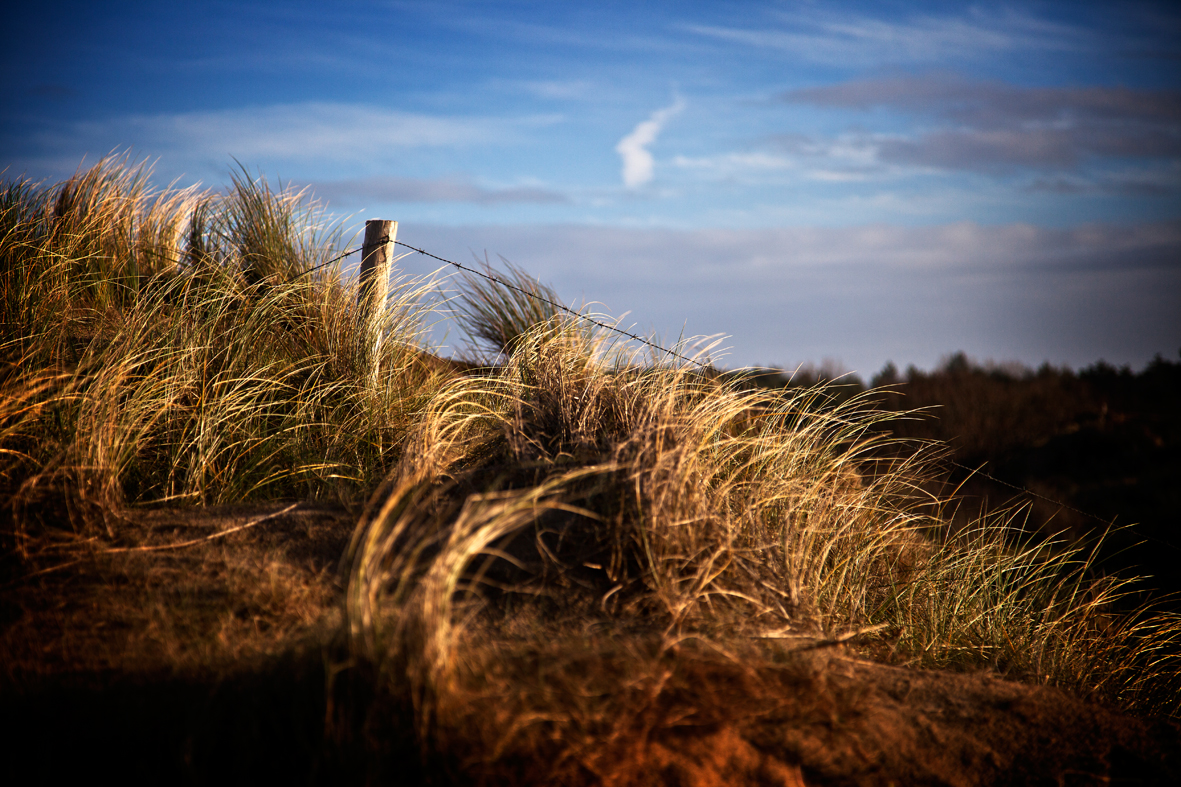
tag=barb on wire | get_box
[393,239,708,369]
[126,238,365,283]
[141,234,713,370]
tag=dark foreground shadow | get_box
[1,647,395,786]
[5,643,1181,787]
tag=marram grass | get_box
[2,158,1178,742]
[343,321,1181,732]
[1,155,448,545]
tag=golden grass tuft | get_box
[1,155,450,555]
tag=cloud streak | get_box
[683,7,1090,66]
[786,74,1181,125]
[30,103,535,171]
[615,98,685,188]
[310,175,568,206]
[782,74,1181,178]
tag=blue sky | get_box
[3,1,1179,375]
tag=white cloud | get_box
[516,79,597,100]
[310,174,568,205]
[615,98,686,189]
[672,152,796,172]
[682,7,1090,66]
[806,169,872,183]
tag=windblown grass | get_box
[342,315,1181,775]
[450,258,583,361]
[3,157,1179,783]
[877,514,1181,716]
[1,155,447,553]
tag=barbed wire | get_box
[285,235,703,366]
[944,458,1180,553]
[290,243,366,279]
[391,238,704,368]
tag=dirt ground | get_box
[2,502,1178,785]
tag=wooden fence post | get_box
[357,219,397,376]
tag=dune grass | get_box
[3,159,1179,774]
[450,257,581,361]
[342,323,1181,762]
[0,155,447,553]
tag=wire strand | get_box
[290,244,365,279]
[945,458,1180,553]
[388,238,708,367]
[324,235,1181,554]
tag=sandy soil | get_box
[2,503,1177,785]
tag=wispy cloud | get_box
[1026,163,1181,197]
[787,74,1181,122]
[513,79,597,100]
[310,175,568,206]
[615,98,685,188]
[683,7,1090,66]
[34,103,533,168]
[781,74,1181,180]
[673,152,796,172]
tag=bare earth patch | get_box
[0,502,354,675]
[2,503,1178,786]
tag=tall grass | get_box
[0,156,447,551]
[343,302,1181,772]
[450,259,583,361]
[877,514,1181,715]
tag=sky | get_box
[3,0,1179,376]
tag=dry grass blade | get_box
[99,502,301,553]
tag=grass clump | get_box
[450,258,582,361]
[342,310,1181,776]
[0,155,447,555]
